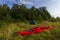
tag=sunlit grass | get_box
[0,21,60,40]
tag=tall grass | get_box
[0,21,60,40]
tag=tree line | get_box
[0,4,51,22]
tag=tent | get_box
[29,20,37,25]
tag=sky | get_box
[0,0,60,18]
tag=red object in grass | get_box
[16,25,54,36]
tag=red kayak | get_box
[16,25,54,36]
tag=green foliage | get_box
[0,4,52,22]
[48,17,60,22]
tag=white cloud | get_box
[6,0,34,5]
[20,0,34,5]
[47,0,60,17]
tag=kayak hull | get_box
[16,25,54,36]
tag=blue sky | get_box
[0,0,60,18]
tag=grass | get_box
[0,21,60,40]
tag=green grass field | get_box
[0,21,60,40]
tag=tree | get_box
[19,4,27,21]
[10,4,20,22]
[39,7,51,20]
[0,4,52,22]
[0,4,10,21]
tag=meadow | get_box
[0,21,60,40]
